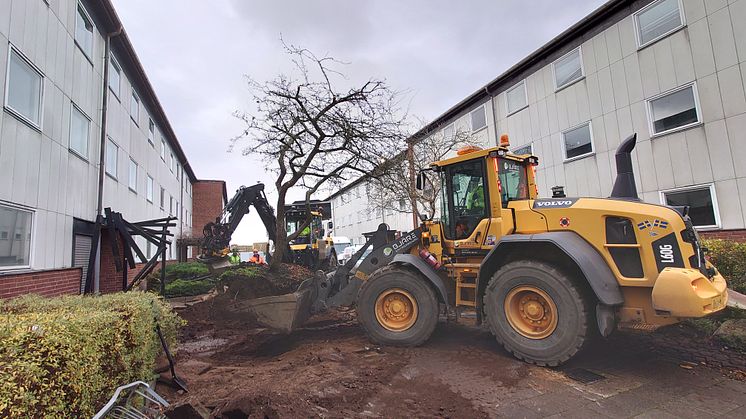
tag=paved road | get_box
[372,324,746,418]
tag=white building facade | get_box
[331,0,746,241]
[0,0,195,283]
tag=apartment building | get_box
[0,0,200,297]
[331,0,746,242]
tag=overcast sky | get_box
[110,0,607,245]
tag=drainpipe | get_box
[93,27,122,293]
[485,86,499,146]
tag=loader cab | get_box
[431,140,537,255]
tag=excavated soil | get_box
[161,266,746,417]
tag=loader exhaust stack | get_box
[610,133,639,201]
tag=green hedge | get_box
[0,292,182,418]
[165,279,215,297]
[702,239,746,294]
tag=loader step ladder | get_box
[451,263,480,307]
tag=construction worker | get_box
[248,249,266,265]
[229,250,241,265]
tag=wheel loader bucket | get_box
[237,275,319,333]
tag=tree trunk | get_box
[406,141,419,228]
[270,194,287,272]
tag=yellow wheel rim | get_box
[375,288,418,332]
[504,286,558,339]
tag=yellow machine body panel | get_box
[421,140,727,327]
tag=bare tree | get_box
[232,44,407,270]
[369,127,474,222]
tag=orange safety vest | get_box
[249,254,265,264]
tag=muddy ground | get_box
[159,268,746,418]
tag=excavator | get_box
[208,134,729,366]
[198,185,338,270]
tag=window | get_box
[512,143,533,156]
[176,164,180,180]
[130,91,139,123]
[169,196,174,215]
[661,185,719,229]
[160,187,165,209]
[553,47,583,90]
[506,80,528,115]
[355,186,361,199]
[146,175,154,202]
[5,47,43,127]
[128,159,137,192]
[75,3,94,59]
[470,106,487,132]
[562,122,593,160]
[148,119,155,146]
[498,158,530,207]
[441,159,488,240]
[0,204,33,269]
[160,139,166,161]
[634,0,685,48]
[646,84,701,136]
[170,152,174,172]
[176,202,179,220]
[105,138,118,178]
[443,124,454,141]
[70,104,90,159]
[146,241,152,259]
[108,57,121,97]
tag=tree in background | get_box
[232,44,407,270]
[369,126,473,222]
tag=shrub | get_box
[0,292,182,418]
[148,261,211,293]
[702,239,746,294]
[218,266,262,282]
[165,279,215,297]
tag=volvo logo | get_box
[533,198,578,209]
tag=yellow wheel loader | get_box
[239,133,728,366]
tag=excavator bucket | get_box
[230,273,321,333]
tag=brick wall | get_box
[192,180,227,238]
[0,267,82,299]
[98,230,157,293]
[700,229,746,242]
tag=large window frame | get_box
[128,158,138,193]
[552,46,584,91]
[561,121,594,162]
[0,202,34,271]
[441,158,490,240]
[645,83,702,137]
[633,0,686,49]
[105,137,118,179]
[108,56,121,98]
[74,2,94,62]
[130,91,140,124]
[146,175,154,203]
[4,46,44,129]
[470,105,487,133]
[660,184,720,230]
[148,119,155,147]
[69,103,90,160]
[505,80,528,116]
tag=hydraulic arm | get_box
[199,183,279,260]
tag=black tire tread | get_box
[356,265,438,347]
[483,260,593,367]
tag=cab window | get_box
[497,158,529,207]
[442,159,488,240]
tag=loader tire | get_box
[357,266,438,347]
[483,260,593,366]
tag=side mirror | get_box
[416,171,424,190]
[327,221,333,229]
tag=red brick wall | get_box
[192,180,226,238]
[98,230,154,294]
[700,229,746,242]
[0,267,82,299]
